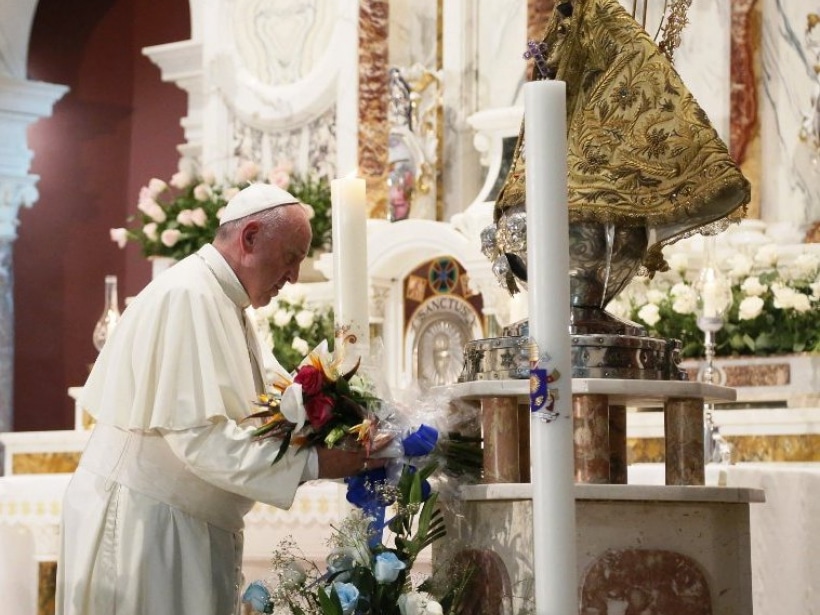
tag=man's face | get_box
[243,205,312,308]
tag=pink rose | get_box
[267,168,291,189]
[294,365,325,395]
[235,160,260,183]
[190,207,208,227]
[160,228,181,247]
[147,178,168,196]
[176,209,195,226]
[305,393,334,430]
[170,170,192,189]
[109,228,128,248]
[193,183,212,202]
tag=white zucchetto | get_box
[219,182,299,225]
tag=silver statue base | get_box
[459,314,687,382]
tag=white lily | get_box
[280,383,306,431]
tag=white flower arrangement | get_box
[610,242,820,358]
[255,294,336,373]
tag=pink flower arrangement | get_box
[110,159,332,260]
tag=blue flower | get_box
[333,581,360,615]
[402,424,439,457]
[373,551,407,584]
[242,581,272,614]
[346,467,395,547]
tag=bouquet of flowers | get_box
[247,341,381,463]
[243,461,454,615]
[609,244,820,358]
[110,159,333,260]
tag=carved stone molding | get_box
[0,77,67,240]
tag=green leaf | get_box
[272,430,292,464]
[317,586,343,615]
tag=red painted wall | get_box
[15,0,189,430]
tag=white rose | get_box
[398,592,442,615]
[637,303,661,327]
[791,253,820,280]
[646,289,666,305]
[792,293,812,313]
[670,284,697,314]
[295,309,315,329]
[170,170,192,189]
[223,187,240,201]
[176,209,195,226]
[398,593,425,615]
[738,296,764,320]
[147,178,168,196]
[425,601,443,615]
[190,207,208,227]
[667,252,688,273]
[160,228,181,247]
[740,276,767,297]
[200,169,216,185]
[811,281,820,300]
[301,203,315,220]
[772,284,797,309]
[193,183,212,202]
[727,253,753,279]
[606,297,630,320]
[273,309,293,327]
[143,222,158,241]
[109,227,128,248]
[216,206,226,221]
[292,336,309,355]
[754,243,778,268]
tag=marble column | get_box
[759,0,820,226]
[0,76,68,434]
[664,397,705,485]
[481,396,520,483]
[0,3,68,436]
[572,394,610,484]
[358,0,390,218]
[608,404,628,484]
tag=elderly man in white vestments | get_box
[56,183,388,615]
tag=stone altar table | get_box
[448,482,763,615]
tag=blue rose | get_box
[333,581,360,615]
[402,424,439,457]
[242,581,272,614]
[373,551,407,584]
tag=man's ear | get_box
[240,221,260,253]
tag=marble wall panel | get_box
[476,0,527,110]
[388,0,438,69]
[759,0,820,225]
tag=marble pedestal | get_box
[441,379,737,486]
[445,483,763,615]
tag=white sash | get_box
[79,424,253,532]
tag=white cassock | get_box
[57,244,315,615]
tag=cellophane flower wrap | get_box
[242,353,483,615]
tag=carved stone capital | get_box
[0,175,38,240]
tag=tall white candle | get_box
[331,175,370,357]
[524,80,578,615]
